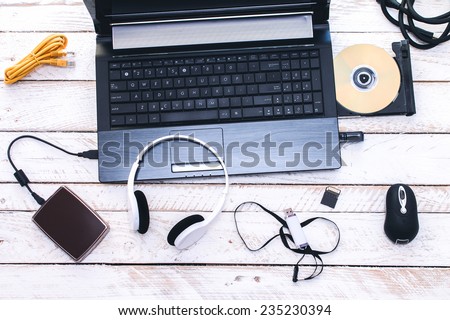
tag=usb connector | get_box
[285,208,295,218]
[284,208,308,250]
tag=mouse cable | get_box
[4,34,75,85]
[377,0,450,49]
[7,135,98,205]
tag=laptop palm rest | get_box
[169,128,224,173]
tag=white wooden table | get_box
[1,0,450,300]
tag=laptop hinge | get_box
[112,13,313,50]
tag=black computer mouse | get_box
[384,184,419,244]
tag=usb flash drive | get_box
[284,208,308,249]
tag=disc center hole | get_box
[352,66,377,90]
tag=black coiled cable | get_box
[378,0,450,49]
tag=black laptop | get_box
[83,0,341,182]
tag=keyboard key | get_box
[172,101,183,110]
[218,98,230,108]
[264,107,273,116]
[313,92,323,114]
[310,50,319,57]
[137,114,148,124]
[110,93,130,103]
[219,109,230,119]
[230,97,241,107]
[142,91,153,101]
[284,105,294,115]
[125,114,137,125]
[237,63,248,73]
[121,70,132,79]
[148,102,159,112]
[184,100,195,110]
[130,92,141,101]
[161,110,218,123]
[231,109,242,118]
[300,59,310,69]
[255,73,267,83]
[109,70,121,80]
[259,84,282,94]
[133,69,143,79]
[111,115,125,126]
[195,99,207,109]
[160,102,171,111]
[242,96,253,106]
[304,104,314,114]
[303,93,312,103]
[312,70,322,91]
[110,81,127,91]
[149,114,160,123]
[273,95,282,105]
[243,107,263,118]
[310,58,320,69]
[294,105,303,115]
[281,61,291,70]
[267,72,281,82]
[139,80,150,90]
[110,63,121,69]
[207,99,218,108]
[136,103,147,113]
[253,95,273,105]
[260,61,280,71]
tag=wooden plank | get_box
[1,32,449,82]
[1,81,449,133]
[1,132,450,185]
[0,264,449,299]
[2,184,450,213]
[1,209,449,266]
[0,81,96,132]
[0,4,94,32]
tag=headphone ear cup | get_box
[167,214,205,246]
[134,190,150,234]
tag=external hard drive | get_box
[32,186,109,262]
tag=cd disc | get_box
[334,44,401,114]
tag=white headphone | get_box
[127,134,229,249]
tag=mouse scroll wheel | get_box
[398,186,407,214]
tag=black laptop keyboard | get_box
[108,48,324,128]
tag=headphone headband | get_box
[127,134,229,249]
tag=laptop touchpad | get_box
[169,128,224,173]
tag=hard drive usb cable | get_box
[7,135,98,205]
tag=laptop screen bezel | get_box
[84,0,330,35]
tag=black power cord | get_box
[7,135,98,205]
[378,0,450,49]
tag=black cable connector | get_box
[77,150,99,160]
[292,265,299,283]
[339,131,365,143]
[7,135,98,206]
